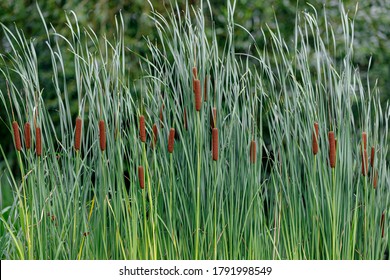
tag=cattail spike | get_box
[139,115,146,143]
[194,79,201,111]
[36,127,42,156]
[12,121,22,151]
[312,122,319,155]
[250,140,256,164]
[373,170,378,189]
[152,123,158,148]
[370,146,375,168]
[362,132,367,150]
[328,131,336,168]
[138,166,145,189]
[74,117,82,151]
[24,122,31,150]
[99,120,106,151]
[168,128,175,153]
[212,128,218,161]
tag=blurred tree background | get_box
[1,0,389,168]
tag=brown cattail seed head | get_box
[24,122,31,150]
[74,117,82,151]
[183,107,188,130]
[138,166,145,189]
[362,147,368,176]
[36,127,42,156]
[12,121,21,151]
[204,76,208,102]
[362,132,367,150]
[152,124,158,148]
[99,120,106,151]
[212,128,218,161]
[194,79,201,111]
[370,146,375,168]
[312,122,319,155]
[328,131,336,168]
[250,140,256,164]
[192,66,198,79]
[168,128,175,153]
[139,115,146,143]
[373,170,378,189]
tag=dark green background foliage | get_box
[1,0,389,161]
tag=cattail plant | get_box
[36,126,42,157]
[312,122,319,155]
[212,128,218,161]
[139,115,146,143]
[168,128,175,153]
[362,132,367,150]
[328,131,336,168]
[250,140,256,164]
[193,79,201,112]
[99,120,106,151]
[12,121,22,151]
[24,122,31,150]
[152,123,158,148]
[74,117,82,151]
[373,170,378,189]
[138,166,145,189]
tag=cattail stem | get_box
[328,131,336,168]
[36,127,42,156]
[99,120,106,151]
[212,128,218,161]
[12,121,22,151]
[24,122,31,150]
[312,122,319,155]
[139,115,146,143]
[168,128,175,153]
[250,140,256,164]
[74,117,82,151]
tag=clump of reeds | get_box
[138,166,145,189]
[250,140,256,164]
[312,122,319,155]
[212,128,218,161]
[36,126,42,156]
[139,115,146,143]
[168,128,175,153]
[12,121,22,151]
[328,131,336,168]
[99,120,106,151]
[74,117,82,151]
[24,122,31,150]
